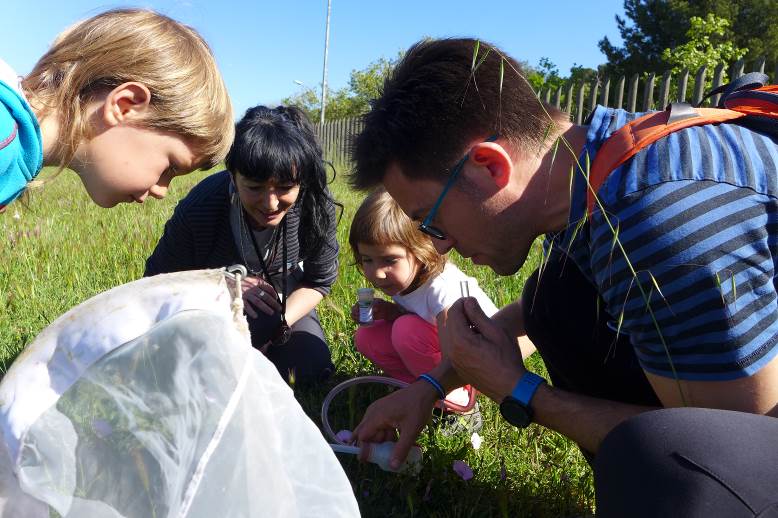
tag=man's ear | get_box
[101,82,152,126]
[467,141,513,189]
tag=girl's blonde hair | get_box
[21,8,234,170]
[349,189,446,289]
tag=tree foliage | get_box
[661,13,748,75]
[524,57,564,91]
[282,56,397,122]
[286,52,601,121]
[522,58,602,95]
[599,0,778,78]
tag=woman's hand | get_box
[241,276,282,318]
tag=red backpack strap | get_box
[586,106,746,216]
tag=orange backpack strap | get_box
[724,85,778,116]
[586,106,746,216]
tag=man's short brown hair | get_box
[351,38,565,191]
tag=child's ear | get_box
[101,82,152,126]
[468,141,513,189]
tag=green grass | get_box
[0,167,594,517]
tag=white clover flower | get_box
[470,432,482,450]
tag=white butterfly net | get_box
[0,270,359,517]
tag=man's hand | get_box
[352,381,438,470]
[241,276,281,318]
[442,297,527,401]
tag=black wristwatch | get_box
[499,372,546,428]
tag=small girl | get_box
[1,9,233,212]
[349,189,498,417]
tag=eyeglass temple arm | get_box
[420,134,498,226]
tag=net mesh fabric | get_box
[0,271,358,517]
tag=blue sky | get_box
[4,0,625,119]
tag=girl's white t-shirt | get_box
[391,262,499,324]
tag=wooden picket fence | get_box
[316,56,777,163]
[317,117,364,165]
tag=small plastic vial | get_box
[357,288,374,325]
[460,279,470,298]
[366,442,423,474]
[460,279,477,331]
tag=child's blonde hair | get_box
[21,8,234,170]
[349,189,446,289]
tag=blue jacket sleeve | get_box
[0,78,42,208]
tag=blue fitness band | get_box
[509,371,546,407]
[417,374,446,400]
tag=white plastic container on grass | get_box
[330,442,422,475]
[0,269,359,518]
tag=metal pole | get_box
[320,0,332,130]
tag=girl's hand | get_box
[241,276,281,318]
[372,299,405,321]
[350,302,361,323]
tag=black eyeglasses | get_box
[418,135,498,240]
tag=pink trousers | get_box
[354,314,441,384]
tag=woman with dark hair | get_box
[145,105,340,384]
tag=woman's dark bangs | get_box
[238,129,308,184]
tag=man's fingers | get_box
[462,298,503,341]
[448,298,503,343]
[352,408,383,444]
[357,443,371,462]
[380,429,397,443]
[446,298,477,336]
[390,428,417,471]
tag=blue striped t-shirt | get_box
[549,105,778,381]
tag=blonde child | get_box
[0,9,233,212]
[349,189,498,422]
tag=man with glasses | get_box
[349,38,778,516]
